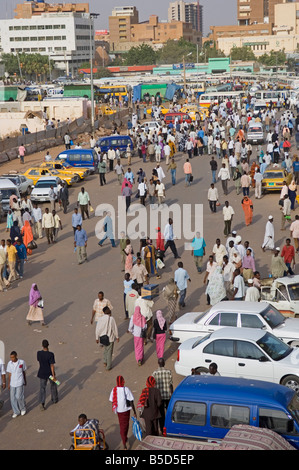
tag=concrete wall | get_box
[0,107,130,166]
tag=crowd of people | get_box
[2,80,299,450]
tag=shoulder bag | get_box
[99,317,110,346]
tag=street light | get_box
[89,12,100,134]
[183,52,192,94]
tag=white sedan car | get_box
[169,301,299,348]
[175,327,299,392]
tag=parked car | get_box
[22,167,75,187]
[262,168,287,193]
[169,301,299,347]
[0,172,32,195]
[0,178,20,214]
[163,375,299,449]
[96,135,134,159]
[260,275,299,318]
[39,162,82,183]
[139,121,161,132]
[146,104,169,115]
[175,328,299,393]
[30,176,60,203]
[164,112,192,125]
[247,120,264,144]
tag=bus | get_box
[199,91,246,108]
[98,85,128,98]
[252,90,287,107]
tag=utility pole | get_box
[89,12,99,134]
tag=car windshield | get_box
[288,284,299,301]
[249,127,262,133]
[35,181,56,188]
[260,305,285,329]
[192,333,211,349]
[263,172,283,179]
[0,188,17,199]
[257,332,292,361]
[194,310,210,324]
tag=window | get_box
[240,314,264,329]
[211,404,250,428]
[236,340,264,360]
[46,37,53,41]
[203,339,234,357]
[38,25,45,30]
[209,312,238,327]
[30,26,37,30]
[259,408,296,434]
[172,401,206,426]
[45,25,52,30]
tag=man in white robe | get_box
[262,216,275,251]
[155,164,165,182]
[245,279,260,302]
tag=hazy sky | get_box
[1,0,237,36]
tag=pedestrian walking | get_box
[95,306,119,371]
[6,239,18,283]
[208,183,219,213]
[163,218,180,259]
[241,196,253,226]
[262,216,275,251]
[59,183,69,214]
[128,306,146,366]
[152,359,173,434]
[153,310,167,360]
[218,163,230,195]
[210,156,218,183]
[167,158,177,185]
[74,224,88,265]
[174,262,191,309]
[223,201,235,237]
[109,376,136,450]
[98,157,107,186]
[42,208,54,244]
[137,376,162,437]
[7,351,27,418]
[98,211,116,248]
[191,232,206,273]
[72,208,82,235]
[32,203,43,239]
[37,339,58,411]
[77,187,91,220]
[26,283,45,326]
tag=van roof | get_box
[58,149,94,155]
[173,376,294,408]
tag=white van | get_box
[247,120,264,144]
[0,178,20,214]
[253,100,267,116]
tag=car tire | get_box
[281,375,299,393]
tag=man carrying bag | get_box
[95,307,119,371]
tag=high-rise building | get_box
[168,1,203,33]
[0,2,96,75]
[237,0,286,26]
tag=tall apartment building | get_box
[168,1,203,33]
[0,2,95,75]
[237,0,286,26]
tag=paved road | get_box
[0,132,293,450]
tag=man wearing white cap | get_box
[235,235,246,260]
[245,279,260,302]
[262,216,275,251]
[226,230,237,250]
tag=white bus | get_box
[199,91,246,108]
[253,90,287,106]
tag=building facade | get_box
[168,1,203,33]
[0,3,95,75]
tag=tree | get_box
[258,49,287,67]
[125,44,157,66]
[0,53,54,81]
[230,46,256,61]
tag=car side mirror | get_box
[259,356,269,362]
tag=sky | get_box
[1,0,237,36]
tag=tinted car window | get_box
[240,314,264,329]
[220,313,238,327]
[211,404,250,428]
[172,401,206,426]
[203,339,234,357]
[259,408,295,434]
[236,340,264,360]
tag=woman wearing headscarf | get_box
[241,195,253,226]
[6,209,13,232]
[123,239,133,276]
[163,278,178,325]
[128,306,147,366]
[137,376,162,437]
[153,310,167,360]
[205,266,227,306]
[26,283,45,326]
[109,376,136,450]
[21,220,34,255]
[288,180,297,211]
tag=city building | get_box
[0,1,96,76]
[215,0,299,56]
[168,1,203,33]
[109,6,202,53]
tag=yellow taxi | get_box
[147,104,169,115]
[22,167,75,186]
[262,168,290,193]
[180,105,209,121]
[97,105,117,116]
[39,161,87,182]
